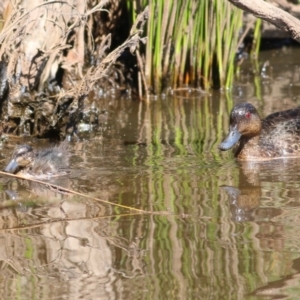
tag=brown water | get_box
[1,47,300,299]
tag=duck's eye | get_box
[245,112,251,119]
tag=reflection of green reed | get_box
[113,95,267,297]
[127,0,243,93]
[79,94,266,296]
[135,94,239,195]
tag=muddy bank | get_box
[0,1,146,139]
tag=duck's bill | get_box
[219,126,241,151]
[4,159,19,173]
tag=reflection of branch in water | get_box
[0,214,147,278]
[0,170,149,214]
[0,213,144,232]
[0,171,176,216]
[107,237,146,277]
[0,207,181,232]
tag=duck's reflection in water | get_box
[221,158,300,222]
[229,160,300,298]
[221,185,262,222]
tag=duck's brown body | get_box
[219,103,300,161]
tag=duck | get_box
[4,142,70,179]
[219,102,300,160]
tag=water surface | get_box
[1,48,300,299]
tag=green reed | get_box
[127,0,244,95]
[252,18,262,58]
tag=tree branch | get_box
[228,0,300,43]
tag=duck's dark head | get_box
[219,102,262,151]
[4,144,35,174]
